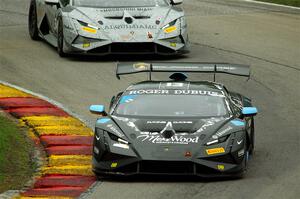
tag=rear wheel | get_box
[57,18,67,57]
[28,0,39,40]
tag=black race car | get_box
[89,62,258,178]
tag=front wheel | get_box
[249,118,255,155]
[28,0,39,40]
[57,18,67,57]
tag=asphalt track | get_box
[0,0,299,198]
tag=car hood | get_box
[112,116,241,143]
[69,6,183,41]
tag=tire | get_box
[57,18,67,57]
[28,0,39,40]
[249,118,255,155]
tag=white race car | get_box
[28,0,190,56]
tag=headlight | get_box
[77,20,99,33]
[206,135,230,146]
[108,132,130,149]
[162,19,177,33]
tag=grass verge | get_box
[256,0,300,7]
[0,114,36,193]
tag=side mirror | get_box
[242,107,258,117]
[89,105,106,115]
[170,0,183,5]
[45,0,59,6]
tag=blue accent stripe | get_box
[231,120,245,126]
[97,118,110,124]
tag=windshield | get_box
[115,94,229,117]
[73,0,168,8]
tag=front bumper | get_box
[66,41,189,55]
[92,153,245,178]
[92,130,247,177]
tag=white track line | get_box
[244,0,300,10]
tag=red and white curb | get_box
[0,82,96,199]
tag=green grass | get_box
[257,0,300,7]
[0,115,36,193]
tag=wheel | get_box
[235,138,250,179]
[249,118,255,155]
[28,0,39,40]
[57,18,67,57]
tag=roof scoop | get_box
[169,73,188,81]
[160,122,175,139]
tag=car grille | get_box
[86,43,176,54]
[203,154,236,164]
[111,43,155,53]
[139,161,194,174]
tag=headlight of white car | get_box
[162,19,178,33]
[77,20,99,33]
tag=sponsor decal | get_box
[82,26,97,33]
[129,89,168,95]
[83,42,90,48]
[185,151,192,157]
[147,121,192,124]
[103,24,157,30]
[128,89,223,96]
[217,164,225,171]
[237,139,243,145]
[170,42,177,47]
[164,26,177,33]
[137,133,199,144]
[212,126,233,139]
[147,32,153,39]
[95,134,100,141]
[126,121,140,132]
[196,117,227,133]
[106,124,124,137]
[166,82,184,87]
[206,147,225,155]
[133,62,150,71]
[100,7,153,12]
[111,162,118,168]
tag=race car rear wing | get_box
[116,62,250,81]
